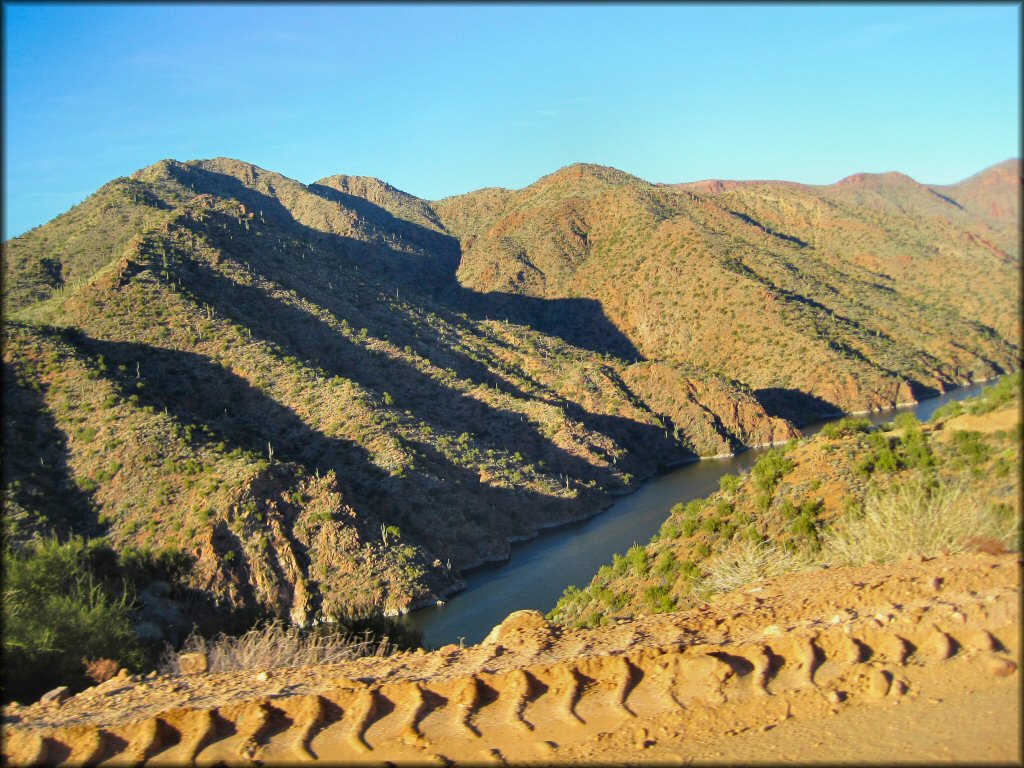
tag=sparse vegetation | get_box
[701,539,812,596]
[823,477,1018,565]
[550,373,1019,628]
[160,615,422,676]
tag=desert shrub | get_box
[719,473,742,494]
[622,543,649,575]
[751,448,794,493]
[700,514,721,535]
[949,430,991,470]
[892,412,920,431]
[654,549,677,577]
[643,585,675,613]
[967,372,1021,415]
[118,545,192,586]
[897,420,934,470]
[2,536,145,703]
[680,514,700,537]
[819,418,873,439]
[822,477,1018,566]
[160,613,422,675]
[82,657,120,684]
[659,519,681,539]
[701,540,811,596]
[855,431,901,477]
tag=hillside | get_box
[441,161,1019,422]
[2,159,792,634]
[2,157,1019,635]
[549,373,1021,628]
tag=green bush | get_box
[931,400,964,421]
[642,585,675,613]
[819,418,873,439]
[622,543,649,575]
[751,448,793,494]
[3,536,145,703]
[897,421,934,470]
[855,431,901,477]
[950,430,991,470]
[967,372,1021,416]
[719,473,741,494]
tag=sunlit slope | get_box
[439,162,1019,422]
[549,374,1020,628]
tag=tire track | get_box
[3,554,1018,766]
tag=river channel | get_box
[400,380,997,648]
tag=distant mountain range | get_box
[2,157,1018,631]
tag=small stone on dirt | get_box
[868,670,891,698]
[178,652,209,674]
[39,687,70,706]
[255,671,269,682]
[987,656,1017,677]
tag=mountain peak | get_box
[534,163,648,190]
[950,158,1021,188]
[834,171,921,189]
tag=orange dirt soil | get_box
[3,551,1020,765]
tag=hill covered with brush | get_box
[549,372,1021,628]
[2,157,1019,634]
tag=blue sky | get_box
[3,3,1020,238]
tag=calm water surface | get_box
[400,380,997,647]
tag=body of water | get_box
[400,380,997,648]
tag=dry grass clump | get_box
[822,477,1018,566]
[160,620,399,675]
[701,539,812,596]
[82,657,120,684]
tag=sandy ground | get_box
[3,551,1019,765]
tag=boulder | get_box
[481,609,556,649]
[39,686,70,706]
[178,652,209,674]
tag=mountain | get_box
[2,157,1018,632]
[445,161,1019,422]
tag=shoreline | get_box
[398,376,1002,620]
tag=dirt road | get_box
[3,551,1019,765]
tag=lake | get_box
[400,380,998,648]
